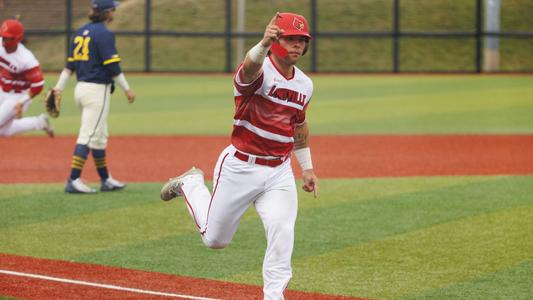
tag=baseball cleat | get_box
[65,178,97,194]
[100,176,127,192]
[39,113,54,138]
[160,167,204,201]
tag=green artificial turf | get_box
[27,74,533,136]
[401,261,533,300]
[1,176,532,299]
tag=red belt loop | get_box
[234,151,285,167]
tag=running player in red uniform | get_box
[160,12,318,300]
[0,19,52,137]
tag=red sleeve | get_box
[233,64,264,96]
[25,66,44,97]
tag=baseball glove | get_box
[44,88,61,118]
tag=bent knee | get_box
[202,236,229,249]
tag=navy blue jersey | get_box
[66,22,121,84]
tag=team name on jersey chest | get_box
[0,55,20,73]
[267,85,307,105]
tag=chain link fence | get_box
[1,0,532,72]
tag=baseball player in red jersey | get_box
[160,12,318,300]
[0,19,53,137]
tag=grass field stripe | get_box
[400,261,533,300]
[0,202,195,257]
[281,204,533,299]
[0,177,492,227]
[296,176,496,210]
[2,177,491,257]
[0,269,219,300]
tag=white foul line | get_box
[0,269,219,300]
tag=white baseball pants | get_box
[179,144,298,300]
[74,82,111,149]
[0,92,43,136]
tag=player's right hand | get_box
[125,90,135,103]
[261,12,284,48]
[14,102,23,118]
[52,88,62,99]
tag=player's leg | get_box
[64,142,95,193]
[92,147,126,191]
[75,82,111,150]
[65,82,108,193]
[0,94,52,136]
[1,114,52,136]
[254,162,298,300]
[202,149,267,248]
[0,94,16,129]
[68,143,90,180]
[83,84,125,191]
[177,145,264,248]
[0,95,19,132]
[92,148,109,179]
[69,82,100,179]
[174,168,212,234]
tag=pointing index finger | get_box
[269,12,280,25]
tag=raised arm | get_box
[240,12,283,84]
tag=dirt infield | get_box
[1,134,533,183]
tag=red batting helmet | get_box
[276,12,312,40]
[1,19,24,48]
[271,12,312,58]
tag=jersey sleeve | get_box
[21,49,40,70]
[21,51,44,96]
[96,30,121,66]
[65,39,76,71]
[105,62,122,77]
[25,65,45,96]
[65,36,75,70]
[233,64,264,96]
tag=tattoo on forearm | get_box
[293,132,307,149]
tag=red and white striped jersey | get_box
[0,38,44,95]
[232,56,313,158]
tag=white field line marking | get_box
[0,269,219,300]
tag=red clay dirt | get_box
[0,253,359,300]
[1,134,533,299]
[1,135,533,183]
